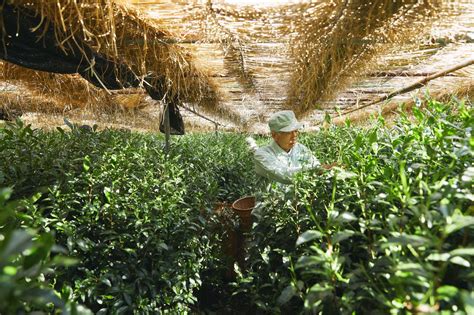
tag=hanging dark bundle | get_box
[0,1,184,134]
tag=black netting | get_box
[159,101,185,135]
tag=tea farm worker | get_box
[254,110,321,185]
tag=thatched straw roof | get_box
[1,0,473,132]
[5,0,217,102]
[0,0,226,128]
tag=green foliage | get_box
[0,123,257,313]
[170,132,258,205]
[1,97,472,314]
[237,97,474,314]
[0,187,90,314]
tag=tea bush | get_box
[0,123,257,313]
[235,98,474,314]
[0,187,91,314]
[1,97,472,314]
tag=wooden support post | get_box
[163,102,171,153]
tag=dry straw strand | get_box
[6,0,219,111]
[287,0,441,116]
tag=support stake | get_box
[164,102,171,153]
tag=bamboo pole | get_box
[338,58,474,118]
[179,104,225,129]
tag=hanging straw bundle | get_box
[2,0,219,111]
[0,61,123,113]
[288,0,441,115]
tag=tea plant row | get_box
[0,97,472,314]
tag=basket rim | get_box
[232,195,256,211]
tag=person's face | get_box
[272,130,299,152]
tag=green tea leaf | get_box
[296,230,323,246]
[324,112,331,125]
[449,248,474,257]
[277,285,297,305]
[101,278,112,287]
[339,212,357,222]
[436,285,458,298]
[384,234,430,248]
[445,216,474,235]
[3,265,17,275]
[461,290,474,314]
[83,155,91,172]
[295,256,321,269]
[426,253,450,261]
[103,187,112,203]
[0,187,12,204]
[24,233,54,270]
[1,230,32,260]
[450,256,471,267]
[332,230,355,244]
[52,255,79,267]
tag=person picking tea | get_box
[254,110,336,184]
